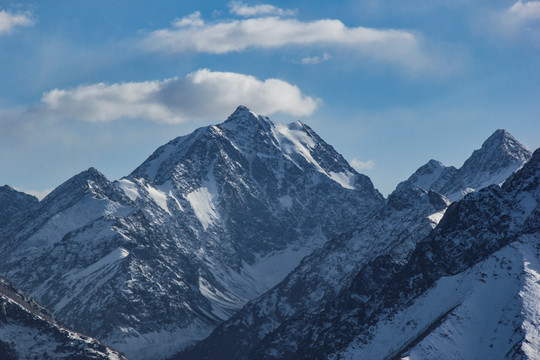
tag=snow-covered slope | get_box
[177,131,533,360]
[0,106,383,359]
[233,148,540,360]
[175,186,449,360]
[0,276,127,360]
[121,105,382,296]
[396,129,531,201]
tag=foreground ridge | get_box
[0,276,127,359]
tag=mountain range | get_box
[0,106,536,359]
[0,106,383,359]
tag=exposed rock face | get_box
[184,149,539,360]
[0,106,383,359]
[0,185,38,231]
[176,131,534,360]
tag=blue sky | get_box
[0,0,539,198]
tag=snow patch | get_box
[272,122,356,189]
[328,171,356,190]
[145,183,170,214]
[54,247,130,313]
[117,179,140,201]
[72,247,129,280]
[427,209,446,226]
[226,236,327,301]
[186,187,219,230]
[198,277,241,320]
[186,164,220,230]
[272,123,319,169]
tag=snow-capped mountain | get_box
[0,276,127,359]
[0,106,383,359]
[0,185,37,231]
[121,105,382,287]
[396,129,532,201]
[176,129,532,360]
[189,148,539,360]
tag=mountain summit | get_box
[2,107,533,360]
[397,129,531,201]
[0,106,383,359]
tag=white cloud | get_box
[173,11,205,27]
[489,1,540,38]
[509,0,540,21]
[301,53,331,64]
[142,13,428,72]
[0,10,33,34]
[350,158,375,171]
[38,69,318,123]
[228,1,296,17]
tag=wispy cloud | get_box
[488,1,540,39]
[509,0,540,21]
[301,53,331,64]
[228,1,296,17]
[351,158,375,171]
[0,9,34,34]
[36,69,318,123]
[141,11,430,72]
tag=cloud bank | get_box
[39,69,318,123]
[0,10,33,34]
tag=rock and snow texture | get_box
[176,135,535,360]
[1,107,534,360]
[0,106,383,359]
[0,185,38,231]
[189,148,538,360]
[0,276,126,360]
[396,129,532,201]
[176,186,449,360]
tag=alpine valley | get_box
[0,106,537,360]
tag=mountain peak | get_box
[426,159,444,167]
[0,185,38,201]
[489,128,511,139]
[461,129,531,174]
[476,129,533,163]
[0,185,38,229]
[225,105,257,121]
[40,166,130,206]
[222,105,271,131]
[394,158,452,194]
[231,104,252,114]
[67,167,108,185]
[481,129,517,151]
[397,129,532,202]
